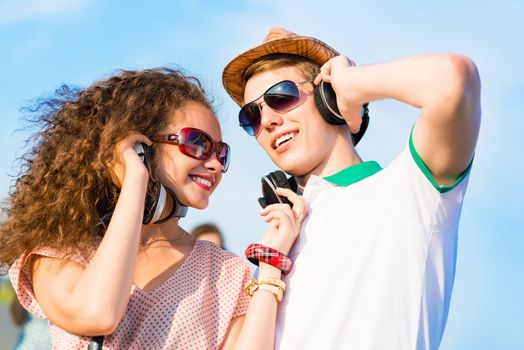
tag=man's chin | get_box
[274,162,310,178]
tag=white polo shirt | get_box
[275,136,472,350]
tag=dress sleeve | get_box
[211,244,253,321]
[231,262,253,318]
[8,247,89,319]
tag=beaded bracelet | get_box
[244,243,293,274]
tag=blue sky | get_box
[0,0,522,348]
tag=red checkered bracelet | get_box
[244,243,293,274]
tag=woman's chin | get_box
[190,199,209,210]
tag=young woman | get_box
[0,67,306,349]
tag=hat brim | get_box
[222,35,339,106]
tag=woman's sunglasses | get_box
[239,80,311,136]
[151,127,230,173]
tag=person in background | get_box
[190,222,226,249]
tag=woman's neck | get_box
[140,218,185,245]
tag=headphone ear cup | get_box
[314,82,371,146]
[352,105,370,146]
[143,182,167,224]
[314,82,346,125]
[140,144,161,224]
[135,143,166,225]
[153,186,188,224]
[270,170,293,190]
[258,170,298,209]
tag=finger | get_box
[314,59,334,85]
[313,74,321,86]
[263,211,289,227]
[326,55,351,79]
[314,72,332,85]
[260,203,278,216]
[260,202,294,217]
[292,198,307,223]
[274,187,298,202]
[262,204,296,222]
[274,188,308,219]
[314,73,328,86]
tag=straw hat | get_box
[222,27,339,106]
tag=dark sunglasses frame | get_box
[151,127,230,173]
[239,80,312,136]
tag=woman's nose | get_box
[204,152,222,173]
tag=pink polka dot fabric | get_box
[9,240,252,349]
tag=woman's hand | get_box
[258,188,308,255]
[314,55,363,134]
[107,133,152,188]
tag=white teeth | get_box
[190,176,211,187]
[275,132,295,148]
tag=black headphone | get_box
[258,170,298,208]
[313,81,370,146]
[133,143,188,224]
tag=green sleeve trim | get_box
[409,128,473,193]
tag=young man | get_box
[222,28,480,349]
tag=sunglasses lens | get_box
[179,128,231,173]
[239,81,302,136]
[179,128,212,159]
[264,81,300,112]
[218,144,231,172]
[239,103,261,136]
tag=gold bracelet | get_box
[256,284,284,302]
[243,278,285,302]
[257,277,286,290]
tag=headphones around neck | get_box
[258,170,298,208]
[313,81,370,146]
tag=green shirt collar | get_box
[323,161,382,186]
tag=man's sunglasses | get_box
[239,80,311,136]
[151,127,230,173]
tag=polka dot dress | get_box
[9,240,252,349]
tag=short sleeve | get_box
[231,263,252,318]
[386,142,471,233]
[8,248,89,319]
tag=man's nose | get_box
[260,105,284,131]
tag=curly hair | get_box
[0,67,213,271]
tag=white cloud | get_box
[0,0,88,25]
